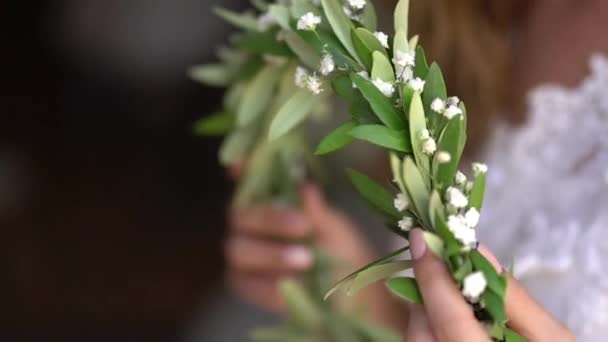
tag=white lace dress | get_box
[478,55,608,341]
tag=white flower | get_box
[306,74,323,94]
[372,78,395,97]
[464,207,480,228]
[393,50,415,68]
[454,171,467,185]
[398,216,415,231]
[348,0,367,10]
[422,138,437,155]
[294,66,309,88]
[431,98,446,113]
[446,186,468,208]
[407,77,425,92]
[472,162,488,176]
[319,53,335,76]
[443,105,463,119]
[447,96,460,107]
[257,12,275,31]
[447,215,478,249]
[437,151,452,163]
[394,193,409,212]
[343,5,359,20]
[374,31,389,49]
[297,12,321,31]
[418,129,430,140]
[462,271,487,302]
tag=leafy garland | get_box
[193,0,525,341]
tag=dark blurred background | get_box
[1,1,253,340]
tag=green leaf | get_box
[386,277,422,304]
[346,168,401,219]
[349,124,410,152]
[315,120,357,155]
[188,64,230,87]
[390,152,406,194]
[237,64,282,127]
[235,30,292,56]
[394,0,410,38]
[434,117,465,191]
[402,157,430,226]
[469,172,486,210]
[422,231,445,257]
[325,246,409,299]
[279,279,323,329]
[371,51,395,82]
[193,112,233,136]
[470,250,505,297]
[267,4,290,29]
[505,328,527,342]
[268,88,320,141]
[289,0,319,19]
[351,74,405,130]
[482,289,506,324]
[458,102,468,157]
[423,63,448,132]
[409,35,419,50]
[283,31,321,69]
[428,190,444,228]
[359,1,378,31]
[355,323,402,342]
[352,28,387,70]
[349,260,413,295]
[224,82,246,113]
[296,27,359,69]
[393,29,409,54]
[321,0,360,64]
[214,7,259,31]
[219,128,256,166]
[414,46,429,79]
[408,92,431,176]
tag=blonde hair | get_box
[405,0,519,152]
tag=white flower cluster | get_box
[419,129,437,155]
[431,96,463,119]
[294,66,323,94]
[297,12,321,31]
[392,50,415,82]
[394,193,413,231]
[408,77,425,92]
[446,208,479,250]
[472,162,488,176]
[319,53,335,76]
[462,271,487,302]
[374,31,389,49]
[343,0,366,20]
[372,78,395,97]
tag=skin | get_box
[226,0,607,339]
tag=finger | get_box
[503,274,574,341]
[225,235,313,273]
[476,246,574,341]
[407,304,435,342]
[409,229,488,342]
[227,271,285,313]
[230,205,311,240]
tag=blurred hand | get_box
[405,228,575,342]
[225,182,407,329]
[225,182,376,311]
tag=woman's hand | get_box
[225,182,404,326]
[405,228,576,342]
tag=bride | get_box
[225,0,607,340]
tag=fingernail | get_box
[409,229,426,260]
[285,246,312,269]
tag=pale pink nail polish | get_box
[285,246,312,269]
[409,229,427,260]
